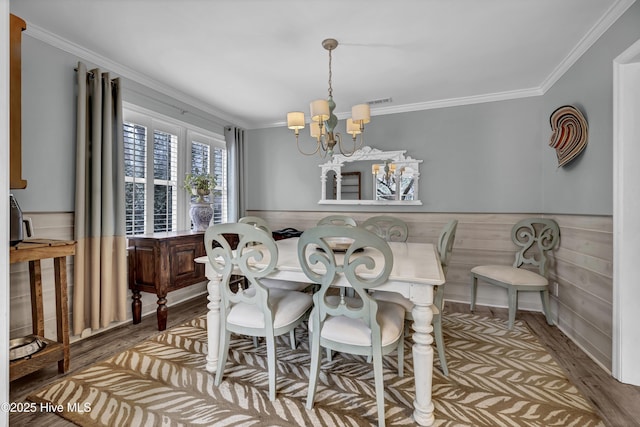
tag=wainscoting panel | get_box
[9,211,613,371]
[247,210,614,371]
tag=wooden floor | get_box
[9,295,640,427]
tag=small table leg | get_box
[53,256,70,374]
[28,260,45,337]
[157,296,168,331]
[131,290,142,324]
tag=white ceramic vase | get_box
[189,202,213,231]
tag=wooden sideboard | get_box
[9,239,75,381]
[127,230,240,331]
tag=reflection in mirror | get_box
[319,146,422,205]
[372,162,416,201]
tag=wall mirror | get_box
[319,146,422,205]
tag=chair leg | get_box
[266,332,277,401]
[433,314,448,376]
[540,289,554,326]
[470,274,478,311]
[507,288,518,330]
[306,328,322,409]
[290,328,296,350]
[215,329,231,386]
[327,348,332,361]
[372,348,386,427]
[397,333,404,378]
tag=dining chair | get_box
[238,215,311,292]
[298,225,405,427]
[362,215,409,242]
[238,215,271,233]
[204,223,313,401]
[470,218,560,330]
[371,219,458,376]
[316,214,357,227]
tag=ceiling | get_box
[11,0,634,129]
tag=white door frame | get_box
[612,38,640,385]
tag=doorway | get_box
[612,38,640,386]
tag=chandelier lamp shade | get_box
[287,38,371,157]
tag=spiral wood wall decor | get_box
[549,105,588,167]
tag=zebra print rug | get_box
[28,313,603,426]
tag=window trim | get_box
[123,103,227,234]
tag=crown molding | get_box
[539,0,636,93]
[264,86,543,129]
[24,23,250,129]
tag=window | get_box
[124,108,227,236]
[190,134,227,225]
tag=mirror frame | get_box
[319,146,423,205]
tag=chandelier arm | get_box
[336,132,360,157]
[296,135,322,156]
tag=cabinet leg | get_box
[157,296,168,331]
[132,290,142,324]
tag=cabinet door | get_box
[169,240,206,287]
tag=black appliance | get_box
[10,194,32,246]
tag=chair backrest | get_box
[362,215,409,242]
[204,223,278,313]
[437,219,458,275]
[511,218,560,277]
[297,225,393,333]
[239,215,272,234]
[317,215,357,227]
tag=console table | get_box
[127,231,241,331]
[9,239,75,381]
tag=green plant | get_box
[183,169,216,202]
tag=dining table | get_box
[195,236,445,426]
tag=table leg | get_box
[131,290,142,324]
[206,276,222,373]
[53,256,70,373]
[156,295,168,331]
[28,260,45,337]
[411,302,435,426]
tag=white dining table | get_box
[195,236,444,426]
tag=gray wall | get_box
[12,34,228,212]
[542,1,640,214]
[247,1,640,216]
[247,98,545,213]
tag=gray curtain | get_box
[225,126,246,222]
[73,61,127,335]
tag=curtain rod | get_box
[74,67,118,84]
[124,86,229,129]
[74,67,228,128]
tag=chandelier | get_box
[286,38,371,158]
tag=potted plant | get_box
[183,170,216,203]
[183,169,216,231]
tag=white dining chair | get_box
[362,215,409,242]
[470,218,560,329]
[316,215,357,227]
[371,219,458,375]
[204,223,313,401]
[298,225,405,427]
[238,215,311,292]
